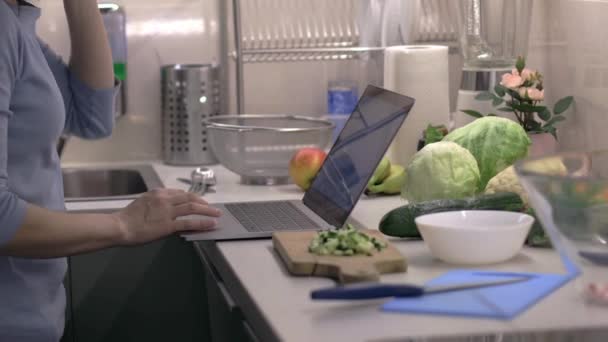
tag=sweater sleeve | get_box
[0,14,28,246]
[38,40,119,139]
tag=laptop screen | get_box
[302,85,415,228]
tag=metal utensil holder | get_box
[161,64,221,165]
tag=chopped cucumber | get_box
[308,224,388,256]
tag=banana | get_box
[367,157,391,188]
[367,164,407,195]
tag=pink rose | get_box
[518,87,527,98]
[518,87,544,101]
[527,88,544,101]
[511,68,536,81]
[501,72,524,89]
[520,68,535,82]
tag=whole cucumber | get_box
[379,192,524,238]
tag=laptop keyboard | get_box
[225,201,321,232]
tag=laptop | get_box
[184,85,415,241]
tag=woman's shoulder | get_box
[0,2,19,28]
[0,2,23,74]
[0,3,22,44]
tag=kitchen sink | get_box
[62,164,164,201]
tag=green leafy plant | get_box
[423,124,448,146]
[463,56,574,139]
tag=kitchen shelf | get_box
[227,0,460,114]
[233,47,385,63]
[229,0,381,113]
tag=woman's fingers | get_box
[167,191,209,206]
[172,218,218,232]
[150,188,184,196]
[172,202,222,219]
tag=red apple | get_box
[288,147,327,190]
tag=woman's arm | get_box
[0,189,222,258]
[63,0,114,89]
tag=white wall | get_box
[542,0,608,152]
[37,0,220,162]
[506,0,608,153]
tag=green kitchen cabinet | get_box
[196,242,262,342]
[61,264,74,342]
[64,235,210,342]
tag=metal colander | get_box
[204,115,334,185]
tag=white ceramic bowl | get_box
[415,210,534,265]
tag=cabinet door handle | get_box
[242,319,261,342]
[196,243,239,313]
[216,279,238,312]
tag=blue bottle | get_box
[327,80,358,143]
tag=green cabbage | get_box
[402,141,480,203]
[443,117,530,190]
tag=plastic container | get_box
[326,80,357,145]
[99,3,127,118]
[515,151,608,305]
[457,0,534,69]
[327,80,358,115]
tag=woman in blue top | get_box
[0,1,222,341]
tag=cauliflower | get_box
[484,166,528,205]
[485,157,568,205]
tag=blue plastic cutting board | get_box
[382,270,577,319]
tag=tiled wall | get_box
[543,0,608,152]
[499,0,607,153]
[37,0,220,162]
[38,0,604,163]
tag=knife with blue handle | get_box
[311,277,529,300]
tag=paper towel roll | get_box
[384,45,450,167]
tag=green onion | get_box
[308,224,388,256]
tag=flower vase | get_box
[528,132,557,158]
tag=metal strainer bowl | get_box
[204,115,334,185]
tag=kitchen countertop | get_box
[64,161,608,342]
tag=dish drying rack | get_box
[227,0,460,113]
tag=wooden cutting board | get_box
[272,229,407,284]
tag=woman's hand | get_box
[113,189,222,246]
[1,188,221,258]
